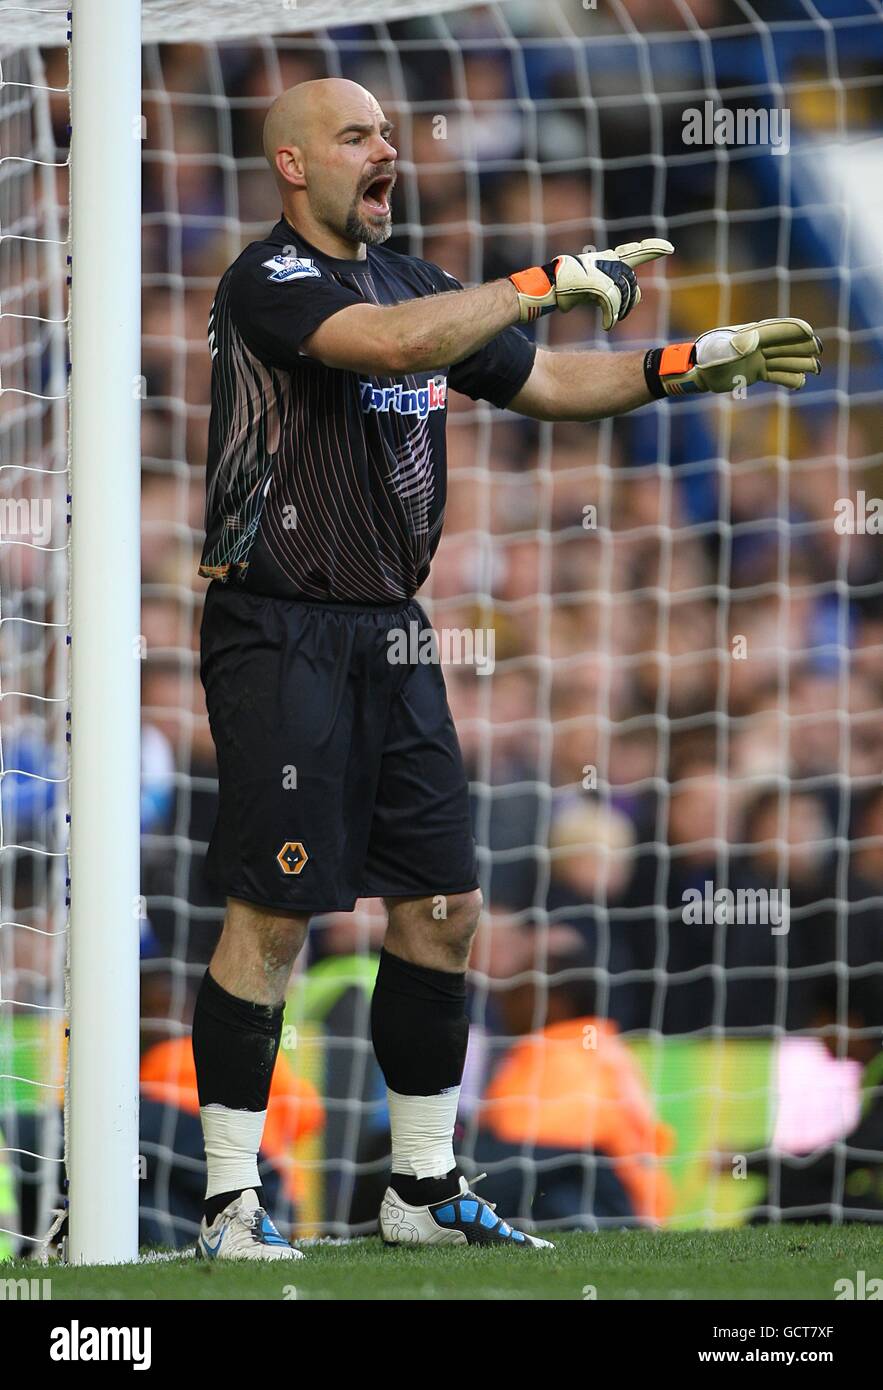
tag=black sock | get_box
[191,970,284,1221]
[389,1167,463,1206]
[370,947,468,1095]
[203,1186,264,1226]
[371,948,468,1204]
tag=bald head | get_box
[262,78,383,172]
[262,78,398,255]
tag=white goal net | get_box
[0,30,68,1256]
[2,0,882,1253]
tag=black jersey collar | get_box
[274,217,371,274]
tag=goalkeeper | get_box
[194,76,821,1261]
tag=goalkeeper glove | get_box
[510,239,675,329]
[644,318,822,397]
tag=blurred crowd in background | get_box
[2,0,883,1244]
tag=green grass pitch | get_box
[5,1226,880,1300]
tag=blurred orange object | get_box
[140,1038,324,1204]
[480,1018,674,1224]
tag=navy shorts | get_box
[199,582,479,914]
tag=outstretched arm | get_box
[301,238,671,376]
[508,318,823,423]
[507,346,652,421]
[301,279,520,375]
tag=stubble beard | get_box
[343,198,392,246]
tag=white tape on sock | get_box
[200,1103,266,1200]
[387,1086,460,1179]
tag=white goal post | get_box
[67,0,142,1266]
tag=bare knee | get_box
[211,897,310,1004]
[443,889,483,960]
[385,888,483,972]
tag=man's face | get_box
[306,95,397,247]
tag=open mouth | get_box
[361,175,394,217]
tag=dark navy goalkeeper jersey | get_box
[198,217,536,603]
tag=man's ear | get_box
[275,145,306,190]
